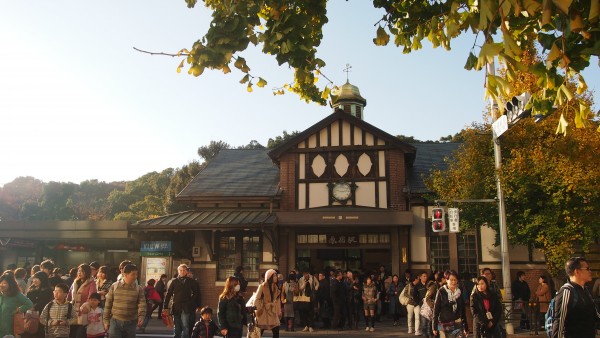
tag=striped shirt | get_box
[40,300,77,338]
[103,280,146,326]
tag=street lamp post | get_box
[487,62,514,334]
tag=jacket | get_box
[362,283,378,304]
[254,282,281,329]
[164,277,201,315]
[512,278,531,302]
[551,281,600,338]
[217,295,246,331]
[432,285,468,332]
[191,319,220,338]
[534,283,551,312]
[470,289,502,334]
[298,275,319,302]
[68,278,97,317]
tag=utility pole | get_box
[487,62,514,334]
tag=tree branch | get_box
[133,47,189,57]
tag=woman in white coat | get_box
[254,269,282,338]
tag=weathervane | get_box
[343,63,352,82]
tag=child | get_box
[40,283,77,338]
[80,292,104,338]
[191,306,221,338]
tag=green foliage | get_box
[175,0,598,135]
[267,130,300,148]
[198,140,231,162]
[237,140,265,149]
[165,161,203,214]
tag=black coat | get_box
[433,286,469,332]
[512,279,531,302]
[191,319,220,338]
[470,290,502,335]
[331,279,346,305]
[164,277,201,315]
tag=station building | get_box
[129,82,549,306]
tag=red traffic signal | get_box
[432,208,446,232]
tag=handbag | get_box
[24,310,40,334]
[419,301,433,321]
[293,295,311,303]
[399,285,410,306]
[247,313,262,338]
[161,311,174,329]
[14,312,25,335]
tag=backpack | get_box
[545,283,575,338]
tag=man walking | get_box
[512,271,531,330]
[103,264,146,338]
[163,264,201,338]
[551,257,600,338]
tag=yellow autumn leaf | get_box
[321,86,331,100]
[256,77,267,88]
[247,83,253,92]
[477,42,503,70]
[176,59,185,74]
[576,74,587,94]
[374,26,390,46]
[222,64,231,74]
[575,103,590,128]
[555,113,569,135]
[523,0,542,16]
[503,31,523,57]
[546,43,562,64]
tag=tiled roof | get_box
[130,210,276,230]
[177,149,280,199]
[408,142,461,194]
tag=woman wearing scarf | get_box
[254,269,282,338]
[67,264,98,338]
[470,277,502,338]
[432,270,468,338]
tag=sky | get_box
[1,1,598,187]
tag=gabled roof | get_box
[268,109,416,164]
[177,149,280,200]
[407,142,461,194]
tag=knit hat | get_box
[265,269,277,282]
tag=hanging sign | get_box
[448,208,460,233]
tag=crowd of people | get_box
[1,257,599,338]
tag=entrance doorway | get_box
[295,248,390,274]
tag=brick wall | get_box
[279,153,296,211]
[386,149,407,211]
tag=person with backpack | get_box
[40,283,77,338]
[550,256,600,338]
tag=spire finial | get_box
[343,63,352,83]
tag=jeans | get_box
[173,311,190,338]
[108,318,137,338]
[407,304,421,333]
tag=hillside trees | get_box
[172,0,598,134]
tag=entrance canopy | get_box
[130,210,277,231]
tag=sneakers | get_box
[302,326,309,332]
[369,327,375,332]
[308,327,314,332]
[365,327,370,331]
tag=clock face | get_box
[332,182,352,201]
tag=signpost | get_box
[448,208,460,233]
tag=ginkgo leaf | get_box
[239,74,250,84]
[523,0,542,16]
[546,43,562,63]
[177,48,190,57]
[374,26,390,46]
[247,83,253,92]
[555,113,569,135]
[177,59,185,74]
[576,75,588,94]
[322,86,331,100]
[575,103,590,128]
[222,64,231,74]
[234,57,246,70]
[257,77,267,87]
[464,52,478,70]
[191,65,204,77]
[477,43,503,70]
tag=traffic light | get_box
[432,208,446,232]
